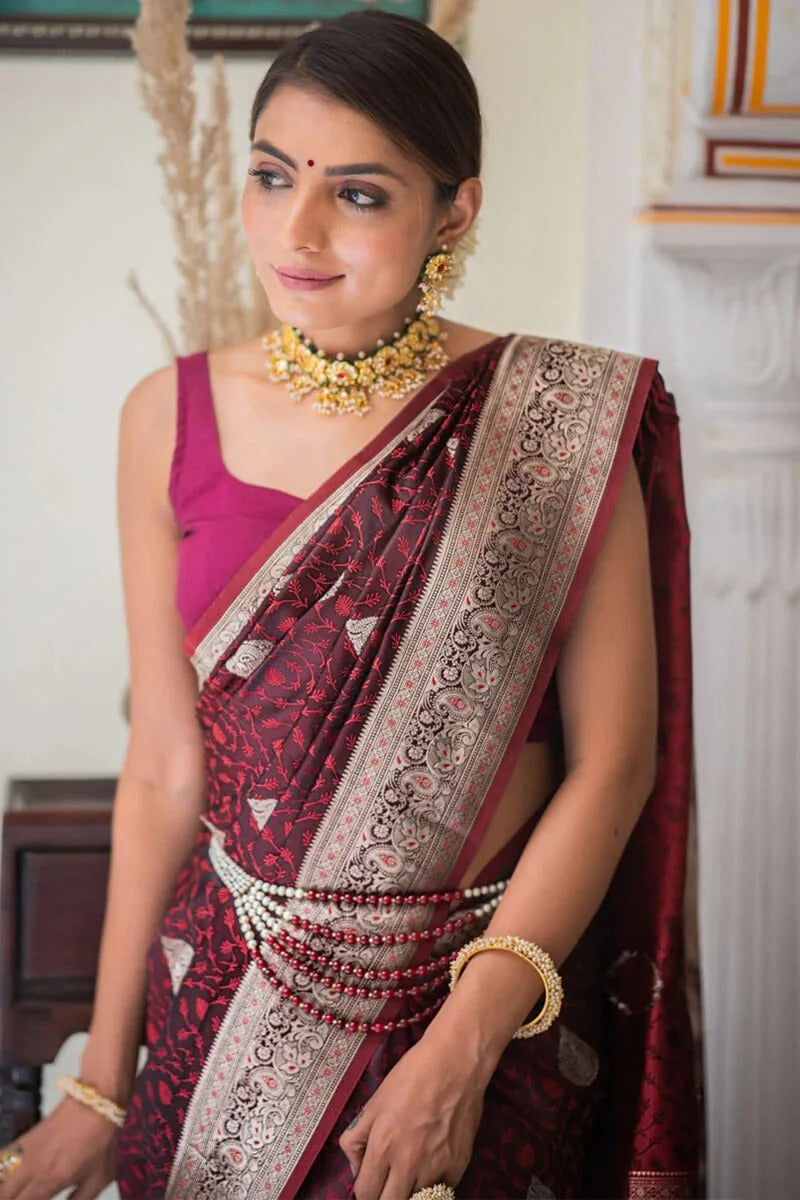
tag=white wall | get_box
[0,1,589,793]
[0,50,257,790]
[452,0,588,339]
[582,0,645,353]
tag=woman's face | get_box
[241,84,449,349]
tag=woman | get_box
[0,10,700,1200]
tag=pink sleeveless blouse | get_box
[169,351,561,745]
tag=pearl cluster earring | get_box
[417,243,457,318]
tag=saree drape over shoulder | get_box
[117,334,701,1199]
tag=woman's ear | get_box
[434,176,482,249]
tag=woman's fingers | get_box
[0,1128,63,1200]
[0,1136,80,1200]
[0,1138,30,1200]
[17,1178,63,1200]
[351,1144,390,1200]
[0,1103,116,1200]
[378,1164,420,1200]
[343,1112,388,1200]
[67,1174,105,1200]
[343,1139,366,1181]
[16,1186,50,1200]
[15,1159,74,1200]
[339,1106,370,1178]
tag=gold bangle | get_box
[56,1075,127,1129]
[449,934,564,1038]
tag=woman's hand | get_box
[0,1098,118,1200]
[338,1030,488,1200]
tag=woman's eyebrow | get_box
[250,139,296,166]
[250,138,404,182]
[323,161,404,182]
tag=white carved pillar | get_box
[633,4,800,1195]
[637,243,800,1197]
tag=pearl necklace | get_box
[261,311,449,417]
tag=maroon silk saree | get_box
[116,334,701,1199]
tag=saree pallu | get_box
[116,333,701,1199]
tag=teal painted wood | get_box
[0,1,428,21]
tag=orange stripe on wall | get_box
[745,101,800,114]
[712,0,732,114]
[747,0,769,111]
[719,152,800,171]
[636,208,800,225]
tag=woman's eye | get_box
[248,167,288,191]
[339,186,384,211]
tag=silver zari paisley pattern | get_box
[245,795,277,832]
[160,937,194,996]
[526,1175,556,1199]
[223,638,274,678]
[557,1025,600,1086]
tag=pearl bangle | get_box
[448,934,564,1038]
[57,1075,127,1128]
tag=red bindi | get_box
[307,159,315,167]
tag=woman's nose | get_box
[281,188,327,253]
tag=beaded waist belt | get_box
[206,822,509,1036]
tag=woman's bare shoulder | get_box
[118,361,181,514]
[120,359,179,444]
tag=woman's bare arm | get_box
[79,364,207,1101]
[0,365,209,1200]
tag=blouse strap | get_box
[169,351,224,513]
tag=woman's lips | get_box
[274,267,344,292]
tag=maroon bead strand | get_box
[280,904,481,946]
[253,954,447,1034]
[268,923,457,982]
[264,933,449,999]
[303,886,466,907]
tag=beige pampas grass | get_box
[129,0,209,355]
[430,0,474,46]
[128,0,272,357]
[128,1,474,358]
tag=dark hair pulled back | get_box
[249,9,482,206]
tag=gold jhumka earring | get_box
[416,242,457,317]
[262,226,477,417]
[418,218,478,316]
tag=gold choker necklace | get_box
[261,312,449,417]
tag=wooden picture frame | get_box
[0,0,431,55]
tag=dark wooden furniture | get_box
[0,778,115,1144]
